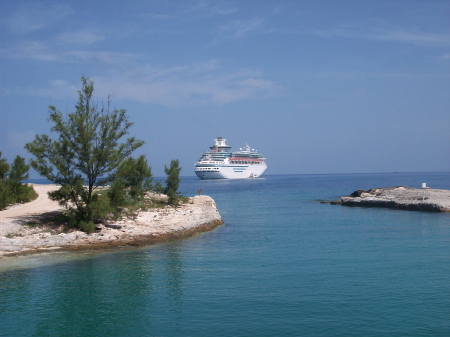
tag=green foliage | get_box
[0,152,12,209]
[0,152,36,210]
[108,180,127,209]
[8,156,34,203]
[25,77,144,231]
[62,207,95,233]
[0,181,13,210]
[107,155,154,215]
[164,159,182,205]
[116,155,153,200]
[0,152,9,179]
[9,155,30,182]
[152,180,164,193]
[90,192,114,219]
[78,220,95,234]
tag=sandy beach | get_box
[0,184,223,257]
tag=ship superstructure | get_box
[195,137,267,179]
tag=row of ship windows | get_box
[197,168,219,172]
[230,161,262,164]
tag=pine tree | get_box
[164,159,182,205]
[9,155,33,203]
[108,155,153,208]
[0,152,11,209]
[0,152,35,210]
[25,77,144,231]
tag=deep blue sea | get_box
[1,172,449,336]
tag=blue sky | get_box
[1,0,449,177]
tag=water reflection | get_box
[166,243,184,301]
[0,243,189,336]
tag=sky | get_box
[0,0,449,177]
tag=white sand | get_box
[0,184,62,236]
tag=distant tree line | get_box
[0,152,36,210]
[9,77,184,233]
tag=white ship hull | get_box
[195,164,267,180]
[195,137,267,180]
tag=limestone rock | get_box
[0,195,223,257]
[340,186,450,212]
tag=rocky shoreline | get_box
[336,186,450,212]
[0,185,223,257]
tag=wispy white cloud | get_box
[143,13,176,20]
[89,62,280,107]
[28,80,79,100]
[223,18,265,39]
[372,29,450,47]
[63,50,135,64]
[1,3,116,63]
[182,1,238,19]
[142,1,237,22]
[309,70,450,80]
[1,39,135,64]
[2,40,56,61]
[316,24,450,47]
[4,3,73,35]
[18,61,279,107]
[56,31,105,47]
[208,18,266,47]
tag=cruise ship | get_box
[195,137,267,179]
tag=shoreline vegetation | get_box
[0,184,223,258]
[0,152,37,210]
[0,77,224,259]
[325,186,450,212]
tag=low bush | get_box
[0,153,36,210]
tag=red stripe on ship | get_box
[229,158,263,162]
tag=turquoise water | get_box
[1,172,449,336]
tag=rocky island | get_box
[0,184,223,257]
[338,186,450,212]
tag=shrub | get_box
[78,220,95,234]
[0,153,35,210]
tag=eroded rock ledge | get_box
[0,195,223,257]
[338,186,450,212]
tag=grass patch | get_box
[28,187,38,201]
[24,220,41,227]
[5,233,23,238]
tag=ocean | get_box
[1,172,449,336]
